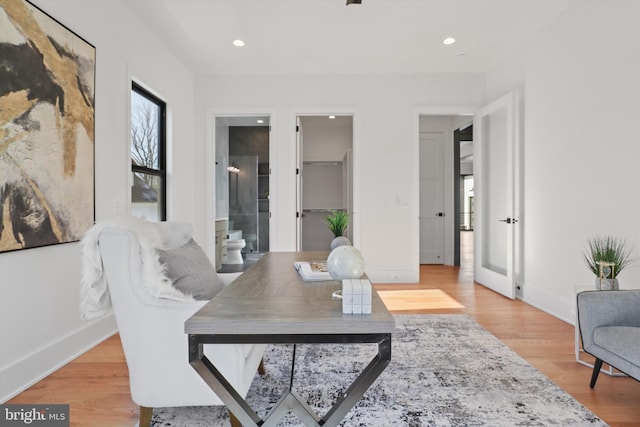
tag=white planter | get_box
[330,236,351,250]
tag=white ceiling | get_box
[127,0,575,76]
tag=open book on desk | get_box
[293,260,333,282]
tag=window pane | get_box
[131,172,163,221]
[131,90,160,169]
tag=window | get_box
[131,82,166,221]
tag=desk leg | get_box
[189,338,262,426]
[321,335,392,426]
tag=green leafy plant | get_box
[324,210,349,237]
[583,235,634,278]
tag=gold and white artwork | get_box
[0,0,95,252]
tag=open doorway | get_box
[296,115,353,251]
[214,116,270,272]
[455,125,474,269]
[418,115,473,267]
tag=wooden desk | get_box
[186,251,395,426]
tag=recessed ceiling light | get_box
[232,39,245,47]
[328,115,336,119]
[443,37,456,45]
[257,119,264,124]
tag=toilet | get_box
[225,230,245,265]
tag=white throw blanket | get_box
[80,217,193,320]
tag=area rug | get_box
[152,314,606,426]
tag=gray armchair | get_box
[577,290,640,388]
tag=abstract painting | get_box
[0,0,95,253]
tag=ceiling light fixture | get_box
[443,37,456,45]
[257,119,264,124]
[328,115,336,119]
[346,0,362,4]
[232,39,245,47]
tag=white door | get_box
[419,132,445,264]
[473,91,521,299]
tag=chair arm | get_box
[128,301,263,407]
[577,290,640,349]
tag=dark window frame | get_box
[131,81,167,220]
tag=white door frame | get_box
[414,106,479,267]
[295,116,303,251]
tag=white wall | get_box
[486,1,640,323]
[0,0,196,401]
[196,73,486,283]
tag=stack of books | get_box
[293,260,332,282]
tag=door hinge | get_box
[296,125,299,132]
[296,168,299,175]
[296,211,300,218]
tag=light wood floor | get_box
[8,232,640,426]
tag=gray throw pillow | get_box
[157,238,223,300]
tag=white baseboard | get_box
[0,314,117,403]
[520,284,575,325]
[367,269,419,284]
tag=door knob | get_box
[437,212,445,217]
[498,218,512,224]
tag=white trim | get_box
[0,315,117,402]
[520,284,574,325]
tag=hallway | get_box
[460,230,474,269]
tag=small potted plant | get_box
[583,235,634,290]
[324,210,351,250]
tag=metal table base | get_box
[189,333,392,427]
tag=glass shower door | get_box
[229,155,258,253]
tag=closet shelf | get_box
[303,161,342,165]
[302,208,344,213]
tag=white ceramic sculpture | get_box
[327,245,365,280]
